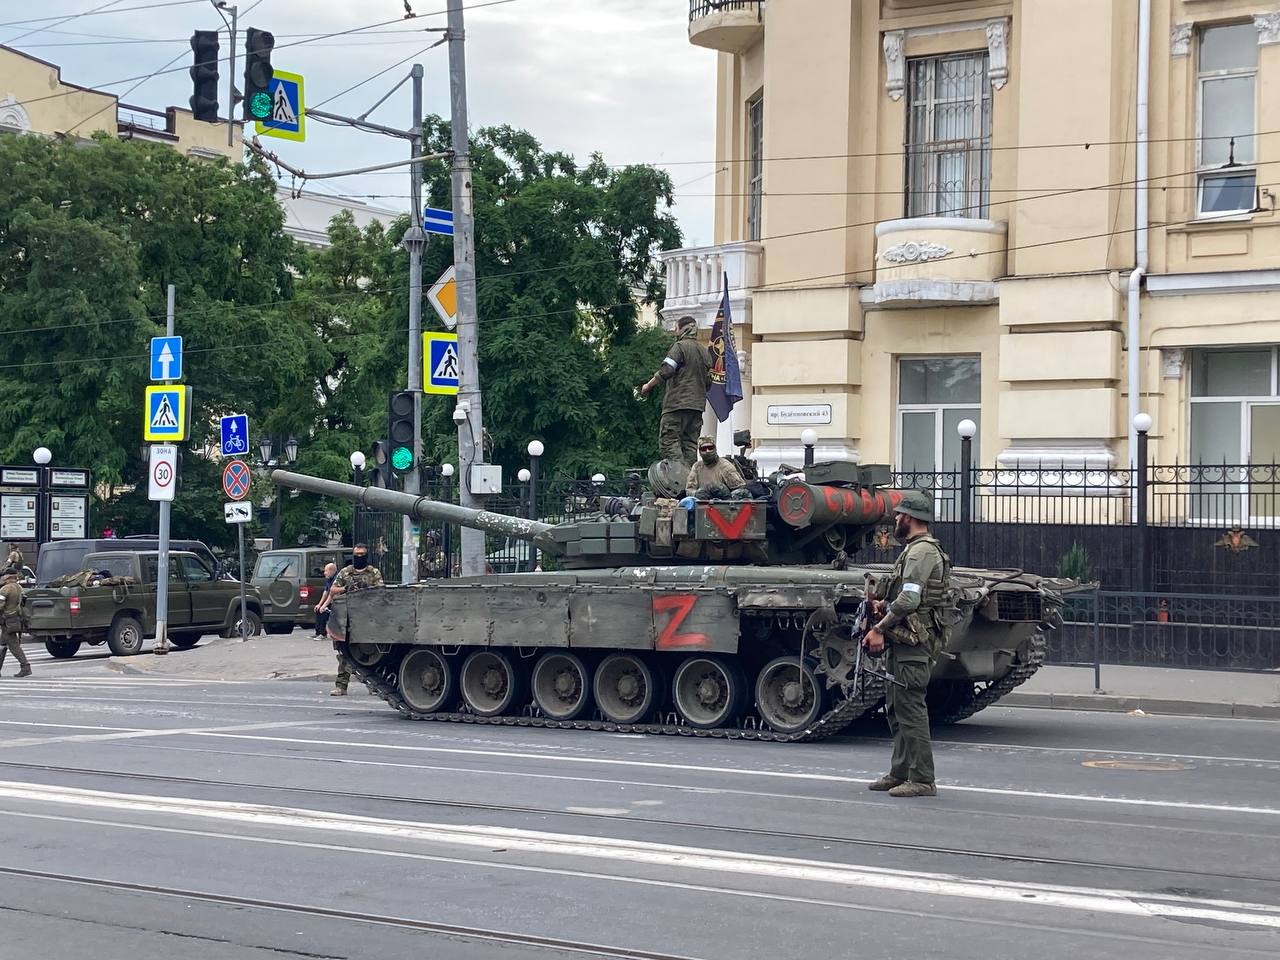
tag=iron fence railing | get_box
[1053,589,1280,675]
[689,0,763,22]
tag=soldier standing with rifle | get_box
[863,492,950,798]
[326,543,383,697]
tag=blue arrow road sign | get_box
[220,414,249,457]
[423,206,454,236]
[150,336,183,381]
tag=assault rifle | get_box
[851,573,906,696]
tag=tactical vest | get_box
[885,535,954,660]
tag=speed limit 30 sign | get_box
[148,445,178,502]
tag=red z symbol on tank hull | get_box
[653,594,711,650]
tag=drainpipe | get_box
[1127,0,1151,495]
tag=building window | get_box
[897,357,981,474]
[905,52,992,219]
[1197,23,1257,218]
[746,93,763,241]
[1189,348,1280,522]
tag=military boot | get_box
[888,781,937,798]
[16,666,32,678]
[867,775,905,792]
[329,686,347,697]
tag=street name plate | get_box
[766,404,832,426]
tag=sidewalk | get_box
[1003,663,1280,720]
[107,633,1280,721]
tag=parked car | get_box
[35,538,222,586]
[25,550,263,658]
[251,547,350,634]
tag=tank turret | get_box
[270,464,904,568]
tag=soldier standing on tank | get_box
[0,566,32,678]
[326,544,383,697]
[863,492,950,798]
[685,437,745,498]
[640,315,711,468]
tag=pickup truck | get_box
[25,550,264,658]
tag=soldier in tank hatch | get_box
[327,544,383,697]
[640,315,712,468]
[685,436,745,499]
[863,491,952,798]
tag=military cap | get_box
[893,490,934,523]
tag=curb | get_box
[1002,691,1280,720]
[107,661,330,683]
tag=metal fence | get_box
[689,0,763,20]
[893,460,1280,595]
[1053,590,1280,677]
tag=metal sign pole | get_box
[238,522,248,641]
[154,284,175,656]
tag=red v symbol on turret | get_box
[705,504,753,539]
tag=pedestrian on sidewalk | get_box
[0,566,32,678]
[313,562,338,639]
[326,544,383,697]
[863,492,951,798]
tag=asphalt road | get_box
[1,651,1278,959]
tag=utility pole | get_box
[447,0,486,577]
[154,284,176,656]
[402,63,426,584]
[211,2,238,148]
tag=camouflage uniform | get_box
[0,571,31,677]
[685,439,745,498]
[330,563,383,692]
[877,523,949,792]
[418,535,447,579]
[654,324,711,467]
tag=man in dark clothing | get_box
[640,315,711,467]
[313,562,338,638]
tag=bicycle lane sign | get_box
[220,414,249,457]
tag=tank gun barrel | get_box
[270,470,560,550]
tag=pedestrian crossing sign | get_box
[144,385,190,441]
[255,70,305,142]
[423,332,460,396]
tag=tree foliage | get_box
[0,121,680,549]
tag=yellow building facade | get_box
[663,0,1280,501]
[1,45,242,161]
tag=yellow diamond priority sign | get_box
[427,265,457,331]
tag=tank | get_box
[272,465,1070,742]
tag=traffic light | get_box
[388,391,417,473]
[242,27,275,122]
[188,31,220,123]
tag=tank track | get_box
[928,613,1056,726]
[341,650,885,743]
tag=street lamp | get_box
[956,419,977,566]
[800,429,818,468]
[440,464,455,578]
[258,437,273,465]
[258,436,300,548]
[31,447,52,546]
[32,447,52,466]
[350,450,366,486]
[526,440,544,523]
[285,436,300,465]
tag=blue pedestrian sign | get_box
[220,414,250,457]
[423,206,454,236]
[150,336,182,381]
[143,386,190,441]
[255,70,306,142]
[423,332,460,396]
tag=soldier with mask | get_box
[685,437,745,499]
[326,543,383,697]
[0,566,32,678]
[640,315,712,467]
[863,491,951,798]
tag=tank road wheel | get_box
[347,643,394,669]
[399,648,455,714]
[531,652,592,721]
[672,655,745,730]
[755,657,825,734]
[594,653,658,725]
[459,649,526,717]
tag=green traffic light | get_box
[249,91,272,120]
[391,446,413,471]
